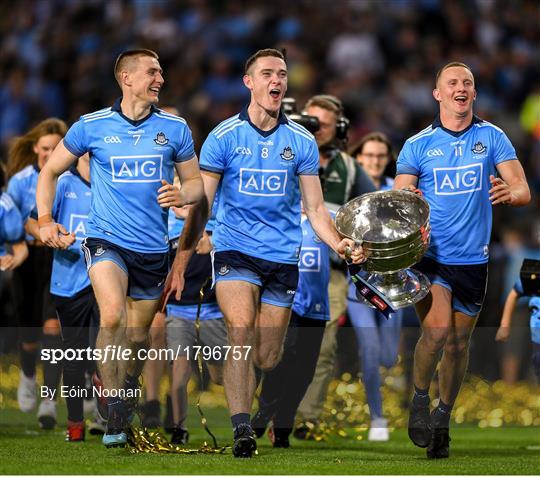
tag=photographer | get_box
[294,95,376,438]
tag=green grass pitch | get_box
[1,406,539,475]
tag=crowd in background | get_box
[0,0,539,382]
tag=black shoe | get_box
[268,425,290,448]
[408,403,432,448]
[427,425,450,459]
[170,426,189,445]
[141,400,161,428]
[251,409,272,438]
[163,394,174,433]
[232,423,257,458]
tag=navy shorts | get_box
[53,286,100,349]
[212,250,299,308]
[82,237,168,300]
[414,257,488,317]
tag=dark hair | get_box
[349,131,395,162]
[435,61,474,86]
[244,48,285,74]
[114,48,159,84]
[7,118,67,177]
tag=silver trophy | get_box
[335,190,431,309]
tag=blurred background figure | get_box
[7,118,67,430]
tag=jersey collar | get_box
[69,165,91,188]
[239,105,288,138]
[432,114,483,137]
[112,97,158,127]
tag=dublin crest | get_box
[154,132,169,145]
[471,141,487,154]
[280,146,295,161]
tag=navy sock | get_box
[231,413,250,429]
[432,400,452,428]
[412,385,430,408]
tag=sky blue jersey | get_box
[514,277,540,345]
[397,115,517,265]
[200,107,319,264]
[49,168,91,297]
[7,164,39,241]
[292,215,331,321]
[0,192,24,256]
[63,99,195,253]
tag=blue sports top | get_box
[292,215,331,321]
[514,277,540,345]
[49,168,91,297]
[0,192,24,256]
[63,99,196,253]
[397,115,517,265]
[7,164,39,241]
[199,107,319,264]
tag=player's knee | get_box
[254,348,283,371]
[43,318,61,335]
[421,328,449,352]
[126,326,149,346]
[380,353,399,369]
[99,303,125,328]
[443,337,469,356]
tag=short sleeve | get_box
[174,124,196,163]
[297,139,319,175]
[6,177,23,210]
[200,133,226,174]
[63,120,89,157]
[0,194,24,243]
[493,130,517,166]
[396,140,420,176]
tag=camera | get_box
[282,98,320,133]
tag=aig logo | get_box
[239,168,287,196]
[235,147,252,155]
[433,163,483,195]
[299,247,321,272]
[104,136,122,144]
[111,155,163,183]
[427,148,444,157]
[69,214,88,241]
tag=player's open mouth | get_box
[454,95,467,104]
[149,87,160,94]
[269,88,281,99]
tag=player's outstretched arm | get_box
[161,171,217,309]
[36,141,78,248]
[393,173,420,194]
[496,288,520,342]
[173,156,205,207]
[300,174,365,264]
[490,160,530,206]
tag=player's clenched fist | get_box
[38,214,75,249]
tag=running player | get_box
[36,49,204,448]
[394,62,530,458]
[167,48,364,458]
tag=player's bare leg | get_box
[408,285,452,448]
[216,280,259,457]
